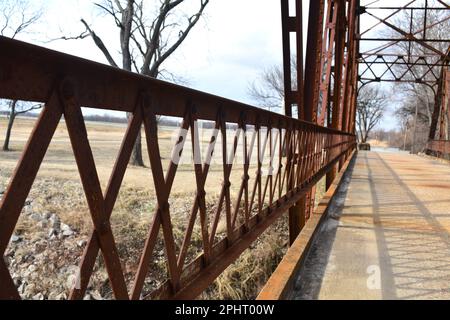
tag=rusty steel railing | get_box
[0,36,356,300]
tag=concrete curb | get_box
[257,150,357,300]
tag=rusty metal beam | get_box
[304,0,325,123]
[0,35,356,300]
[280,0,310,245]
[356,1,450,148]
[327,0,347,189]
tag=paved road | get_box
[291,151,450,300]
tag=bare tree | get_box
[356,86,387,143]
[1,0,43,151]
[248,65,284,112]
[248,59,297,113]
[2,101,42,151]
[61,0,209,166]
[386,2,450,137]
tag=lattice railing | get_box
[0,36,356,300]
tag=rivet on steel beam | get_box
[240,110,246,122]
[197,189,206,198]
[190,103,197,115]
[222,181,231,188]
[142,92,152,106]
[97,221,110,236]
[160,202,170,213]
[60,78,77,100]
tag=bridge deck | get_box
[291,150,450,300]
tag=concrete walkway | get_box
[292,150,450,300]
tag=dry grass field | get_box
[0,114,324,300]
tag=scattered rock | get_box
[18,282,26,294]
[61,223,74,237]
[30,213,43,222]
[27,264,37,273]
[48,228,57,239]
[1,188,162,300]
[66,274,78,290]
[20,253,35,264]
[12,274,22,287]
[49,214,60,231]
[23,283,36,298]
[62,230,74,237]
[32,293,44,300]
[55,293,67,300]
[34,241,47,253]
[90,290,103,300]
[11,234,21,243]
[77,240,87,248]
[48,292,67,300]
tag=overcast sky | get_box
[15,0,286,105]
[4,0,416,131]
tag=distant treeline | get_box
[0,110,173,127]
[0,110,238,129]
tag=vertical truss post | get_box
[326,0,347,189]
[349,0,361,140]
[280,0,307,244]
[317,0,339,126]
[304,0,325,123]
[303,0,326,220]
[356,2,449,145]
[341,0,358,144]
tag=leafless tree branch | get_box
[56,0,209,165]
[80,18,119,68]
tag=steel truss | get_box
[1,0,450,300]
[357,0,450,143]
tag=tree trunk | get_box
[411,103,419,154]
[121,3,144,167]
[361,133,367,143]
[128,68,160,167]
[3,100,17,151]
[128,112,145,166]
[403,126,408,151]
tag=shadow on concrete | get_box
[372,152,450,299]
[291,151,450,300]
